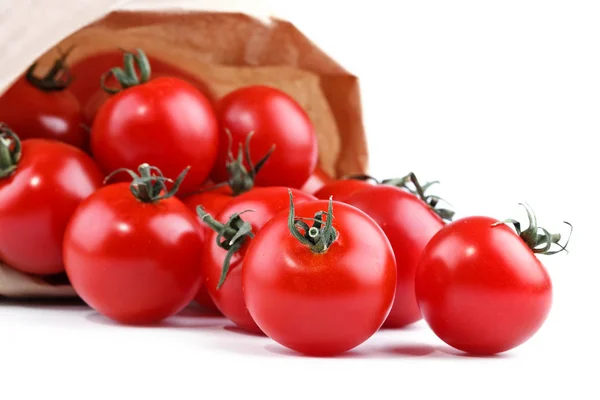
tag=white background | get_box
[1,0,598,399]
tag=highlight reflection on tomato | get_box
[197,187,315,333]
[243,194,397,356]
[416,206,570,355]
[64,164,204,325]
[91,49,218,195]
[0,125,103,275]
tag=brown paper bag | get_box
[0,11,367,298]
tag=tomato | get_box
[345,185,445,328]
[212,85,318,189]
[64,164,204,324]
[0,126,103,275]
[243,194,397,356]
[198,187,315,333]
[183,132,274,312]
[0,51,88,150]
[301,166,333,195]
[314,178,374,202]
[415,207,568,354]
[69,50,215,111]
[91,49,218,196]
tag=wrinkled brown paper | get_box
[0,11,367,299]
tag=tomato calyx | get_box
[25,46,74,92]
[104,163,190,203]
[101,48,151,94]
[196,206,255,289]
[0,123,22,178]
[383,172,455,223]
[288,189,338,253]
[201,130,274,196]
[493,203,573,255]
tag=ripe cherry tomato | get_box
[0,50,88,150]
[346,184,446,328]
[64,164,204,324]
[416,207,568,354]
[0,126,103,275]
[212,85,318,189]
[91,49,218,196]
[198,187,315,333]
[314,178,374,202]
[243,194,397,356]
[183,132,274,312]
[301,166,333,195]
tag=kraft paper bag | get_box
[0,9,367,298]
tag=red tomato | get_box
[91,50,218,196]
[200,187,315,333]
[64,165,204,324]
[345,185,445,328]
[314,178,374,202]
[243,195,397,356]
[0,126,103,275]
[212,85,318,188]
[0,52,88,150]
[415,212,564,354]
[301,165,333,194]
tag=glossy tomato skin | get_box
[416,216,553,355]
[346,185,444,328]
[300,166,333,195]
[64,183,204,325]
[315,179,374,203]
[243,200,397,356]
[203,187,316,333]
[91,77,218,195]
[0,140,103,274]
[0,77,88,150]
[183,185,234,224]
[212,86,318,189]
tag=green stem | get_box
[288,189,338,253]
[0,124,22,178]
[104,163,188,203]
[218,130,275,196]
[383,172,455,223]
[196,206,255,289]
[26,46,74,92]
[101,48,152,94]
[492,203,572,255]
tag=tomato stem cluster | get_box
[196,206,255,289]
[26,46,74,92]
[344,172,454,223]
[101,48,151,94]
[206,130,274,196]
[0,124,22,178]
[288,189,338,253]
[383,172,455,222]
[493,203,572,255]
[104,163,189,203]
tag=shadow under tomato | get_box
[223,324,266,337]
[263,343,401,359]
[178,303,225,318]
[85,310,226,329]
[0,296,88,311]
[377,343,437,357]
[435,345,513,359]
[379,321,424,331]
